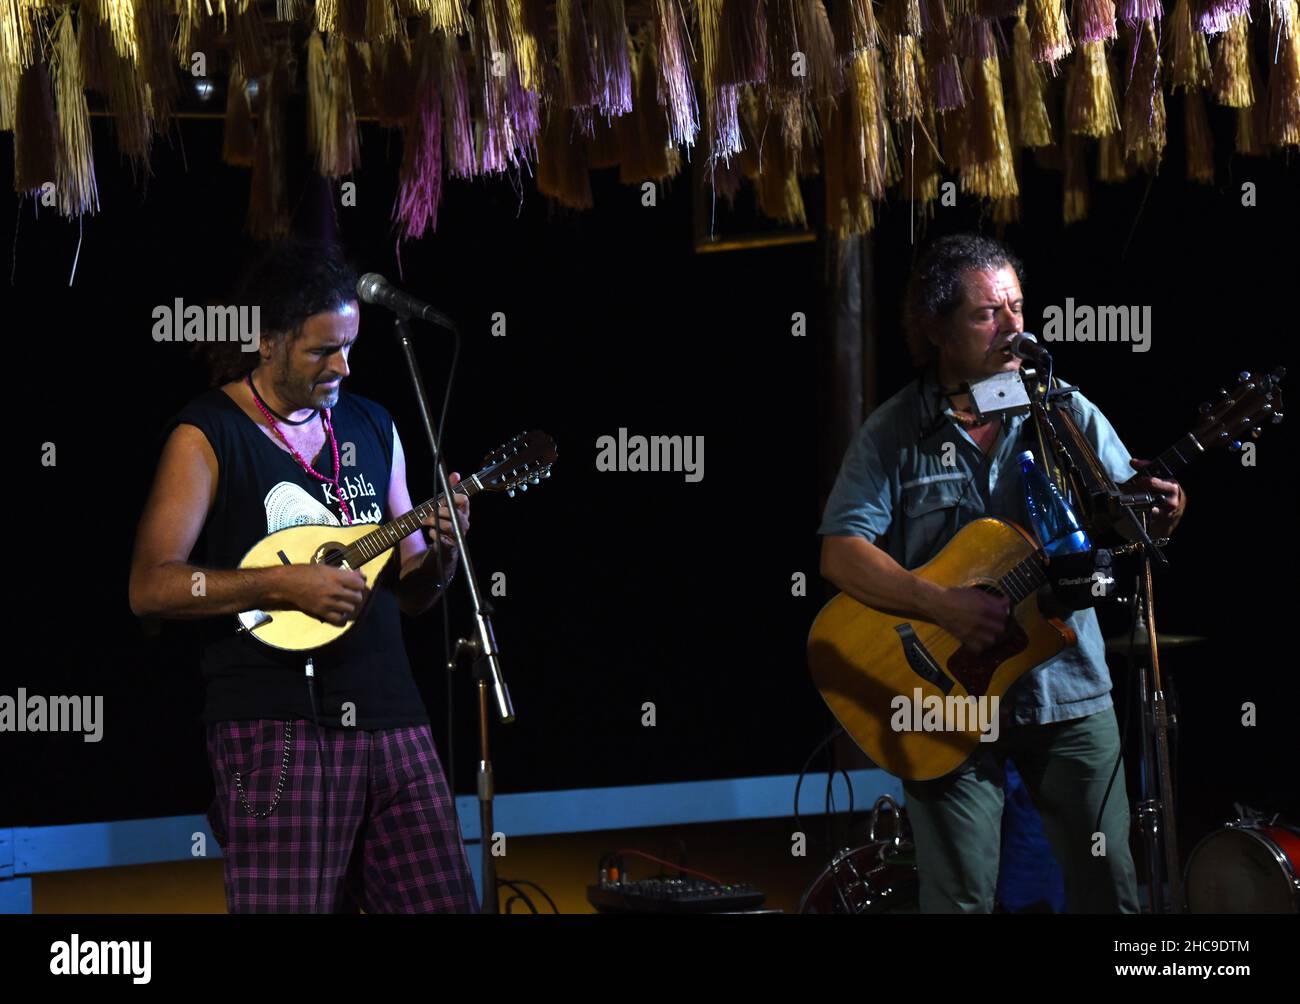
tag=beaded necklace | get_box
[246,373,352,525]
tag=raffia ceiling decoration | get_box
[2,0,1297,240]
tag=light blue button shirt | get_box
[818,368,1135,725]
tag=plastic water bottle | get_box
[1018,450,1091,557]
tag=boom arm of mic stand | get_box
[391,315,516,724]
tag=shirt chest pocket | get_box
[899,472,977,567]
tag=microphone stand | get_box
[1026,372,1182,914]
[391,313,516,915]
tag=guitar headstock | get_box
[476,430,558,497]
[1191,368,1285,453]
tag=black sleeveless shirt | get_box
[164,387,429,728]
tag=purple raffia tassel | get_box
[1075,0,1119,43]
[590,0,633,117]
[1116,0,1163,22]
[1195,0,1249,34]
[713,84,743,162]
[439,33,475,180]
[393,59,443,240]
[654,0,699,148]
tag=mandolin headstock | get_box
[476,430,558,498]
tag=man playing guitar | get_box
[128,240,478,913]
[818,234,1186,912]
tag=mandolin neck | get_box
[340,481,479,567]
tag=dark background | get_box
[3,92,1295,863]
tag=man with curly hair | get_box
[129,239,478,913]
[819,234,1186,913]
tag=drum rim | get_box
[1184,821,1300,909]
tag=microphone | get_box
[356,273,456,331]
[1009,331,1052,366]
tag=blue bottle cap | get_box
[1017,449,1035,464]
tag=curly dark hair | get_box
[192,238,360,386]
[902,234,1024,367]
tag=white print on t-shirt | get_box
[262,480,383,532]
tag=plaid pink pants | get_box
[206,720,479,914]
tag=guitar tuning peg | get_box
[519,482,528,491]
[1272,412,1284,424]
[1238,371,1252,383]
[1251,428,1262,439]
[1218,388,1230,398]
[530,476,540,485]
[1198,402,1212,414]
[542,469,551,478]
[507,489,516,498]
[1229,440,1243,452]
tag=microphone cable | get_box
[304,657,329,914]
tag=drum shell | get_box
[1184,823,1300,914]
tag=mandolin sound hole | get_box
[312,542,349,568]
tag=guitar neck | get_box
[1147,435,1202,482]
[340,480,480,567]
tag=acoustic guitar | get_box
[808,370,1283,781]
[235,430,557,651]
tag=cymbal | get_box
[1105,631,1208,654]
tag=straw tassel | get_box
[719,0,768,86]
[316,33,361,176]
[366,0,401,41]
[654,0,699,148]
[507,0,545,92]
[1028,0,1072,66]
[1013,7,1053,146]
[1170,0,1211,91]
[393,28,443,240]
[222,65,256,167]
[1122,18,1165,170]
[51,8,98,217]
[247,55,290,239]
[1268,0,1300,147]
[231,0,271,81]
[370,34,415,127]
[1097,48,1128,180]
[537,104,594,208]
[795,0,843,100]
[898,49,941,211]
[832,0,877,58]
[961,51,1019,198]
[1235,32,1267,156]
[888,33,925,122]
[822,48,887,237]
[13,58,56,194]
[766,0,799,93]
[1067,39,1119,135]
[1183,88,1215,181]
[1,0,37,81]
[1211,13,1252,107]
[98,0,141,64]
[425,0,471,34]
[1062,130,1087,221]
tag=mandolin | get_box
[808,370,1284,781]
[235,430,557,651]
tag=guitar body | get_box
[236,523,397,652]
[808,517,1077,781]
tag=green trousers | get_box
[901,707,1140,913]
